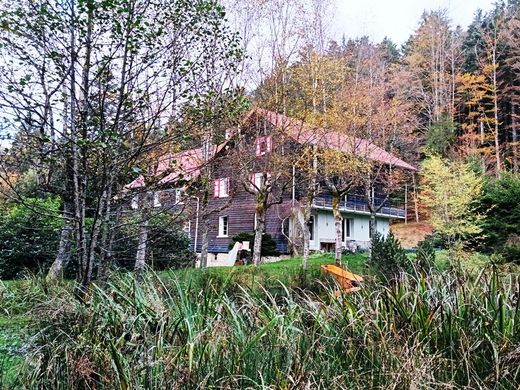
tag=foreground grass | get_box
[4,262,519,389]
[2,252,519,388]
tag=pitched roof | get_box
[124,144,224,190]
[125,108,416,191]
[249,108,417,171]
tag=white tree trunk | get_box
[252,210,265,266]
[134,214,149,277]
[332,195,342,266]
[200,224,209,268]
[46,201,73,282]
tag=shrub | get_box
[229,232,280,256]
[0,198,62,279]
[370,231,409,277]
[478,173,520,262]
[113,213,194,271]
[415,235,436,272]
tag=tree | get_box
[0,0,243,286]
[230,112,294,266]
[403,10,462,127]
[420,155,484,245]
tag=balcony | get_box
[312,194,406,219]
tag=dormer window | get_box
[255,136,272,156]
[213,178,230,198]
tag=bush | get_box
[0,198,62,279]
[478,173,520,263]
[370,231,409,277]
[229,232,280,256]
[415,235,436,272]
[113,213,194,271]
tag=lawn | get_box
[162,252,368,291]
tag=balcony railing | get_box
[312,194,406,218]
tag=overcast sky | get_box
[332,0,496,45]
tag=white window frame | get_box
[153,191,161,208]
[254,172,263,189]
[218,215,229,237]
[250,172,271,191]
[175,188,184,204]
[255,136,273,156]
[214,178,230,198]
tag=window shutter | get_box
[213,179,219,198]
[255,137,262,156]
[266,136,273,152]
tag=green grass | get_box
[167,252,366,278]
[11,266,520,389]
[0,316,29,388]
[3,251,520,388]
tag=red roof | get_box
[126,108,416,190]
[249,108,417,171]
[125,144,224,190]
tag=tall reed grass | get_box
[9,268,520,389]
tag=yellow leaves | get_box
[320,148,369,176]
[421,155,484,239]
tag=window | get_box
[342,218,353,242]
[255,136,273,156]
[131,195,139,210]
[213,178,230,198]
[249,172,270,190]
[308,215,315,241]
[153,191,161,208]
[174,189,184,204]
[183,220,190,234]
[218,216,229,237]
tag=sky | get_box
[332,0,496,45]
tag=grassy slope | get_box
[163,252,367,289]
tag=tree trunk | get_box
[492,43,501,177]
[296,204,311,270]
[412,173,420,223]
[513,103,518,173]
[97,207,120,283]
[302,206,311,270]
[332,194,342,266]
[368,212,377,262]
[252,209,265,266]
[134,211,149,278]
[46,200,74,282]
[199,223,210,268]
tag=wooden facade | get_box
[127,108,414,257]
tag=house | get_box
[126,108,416,266]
